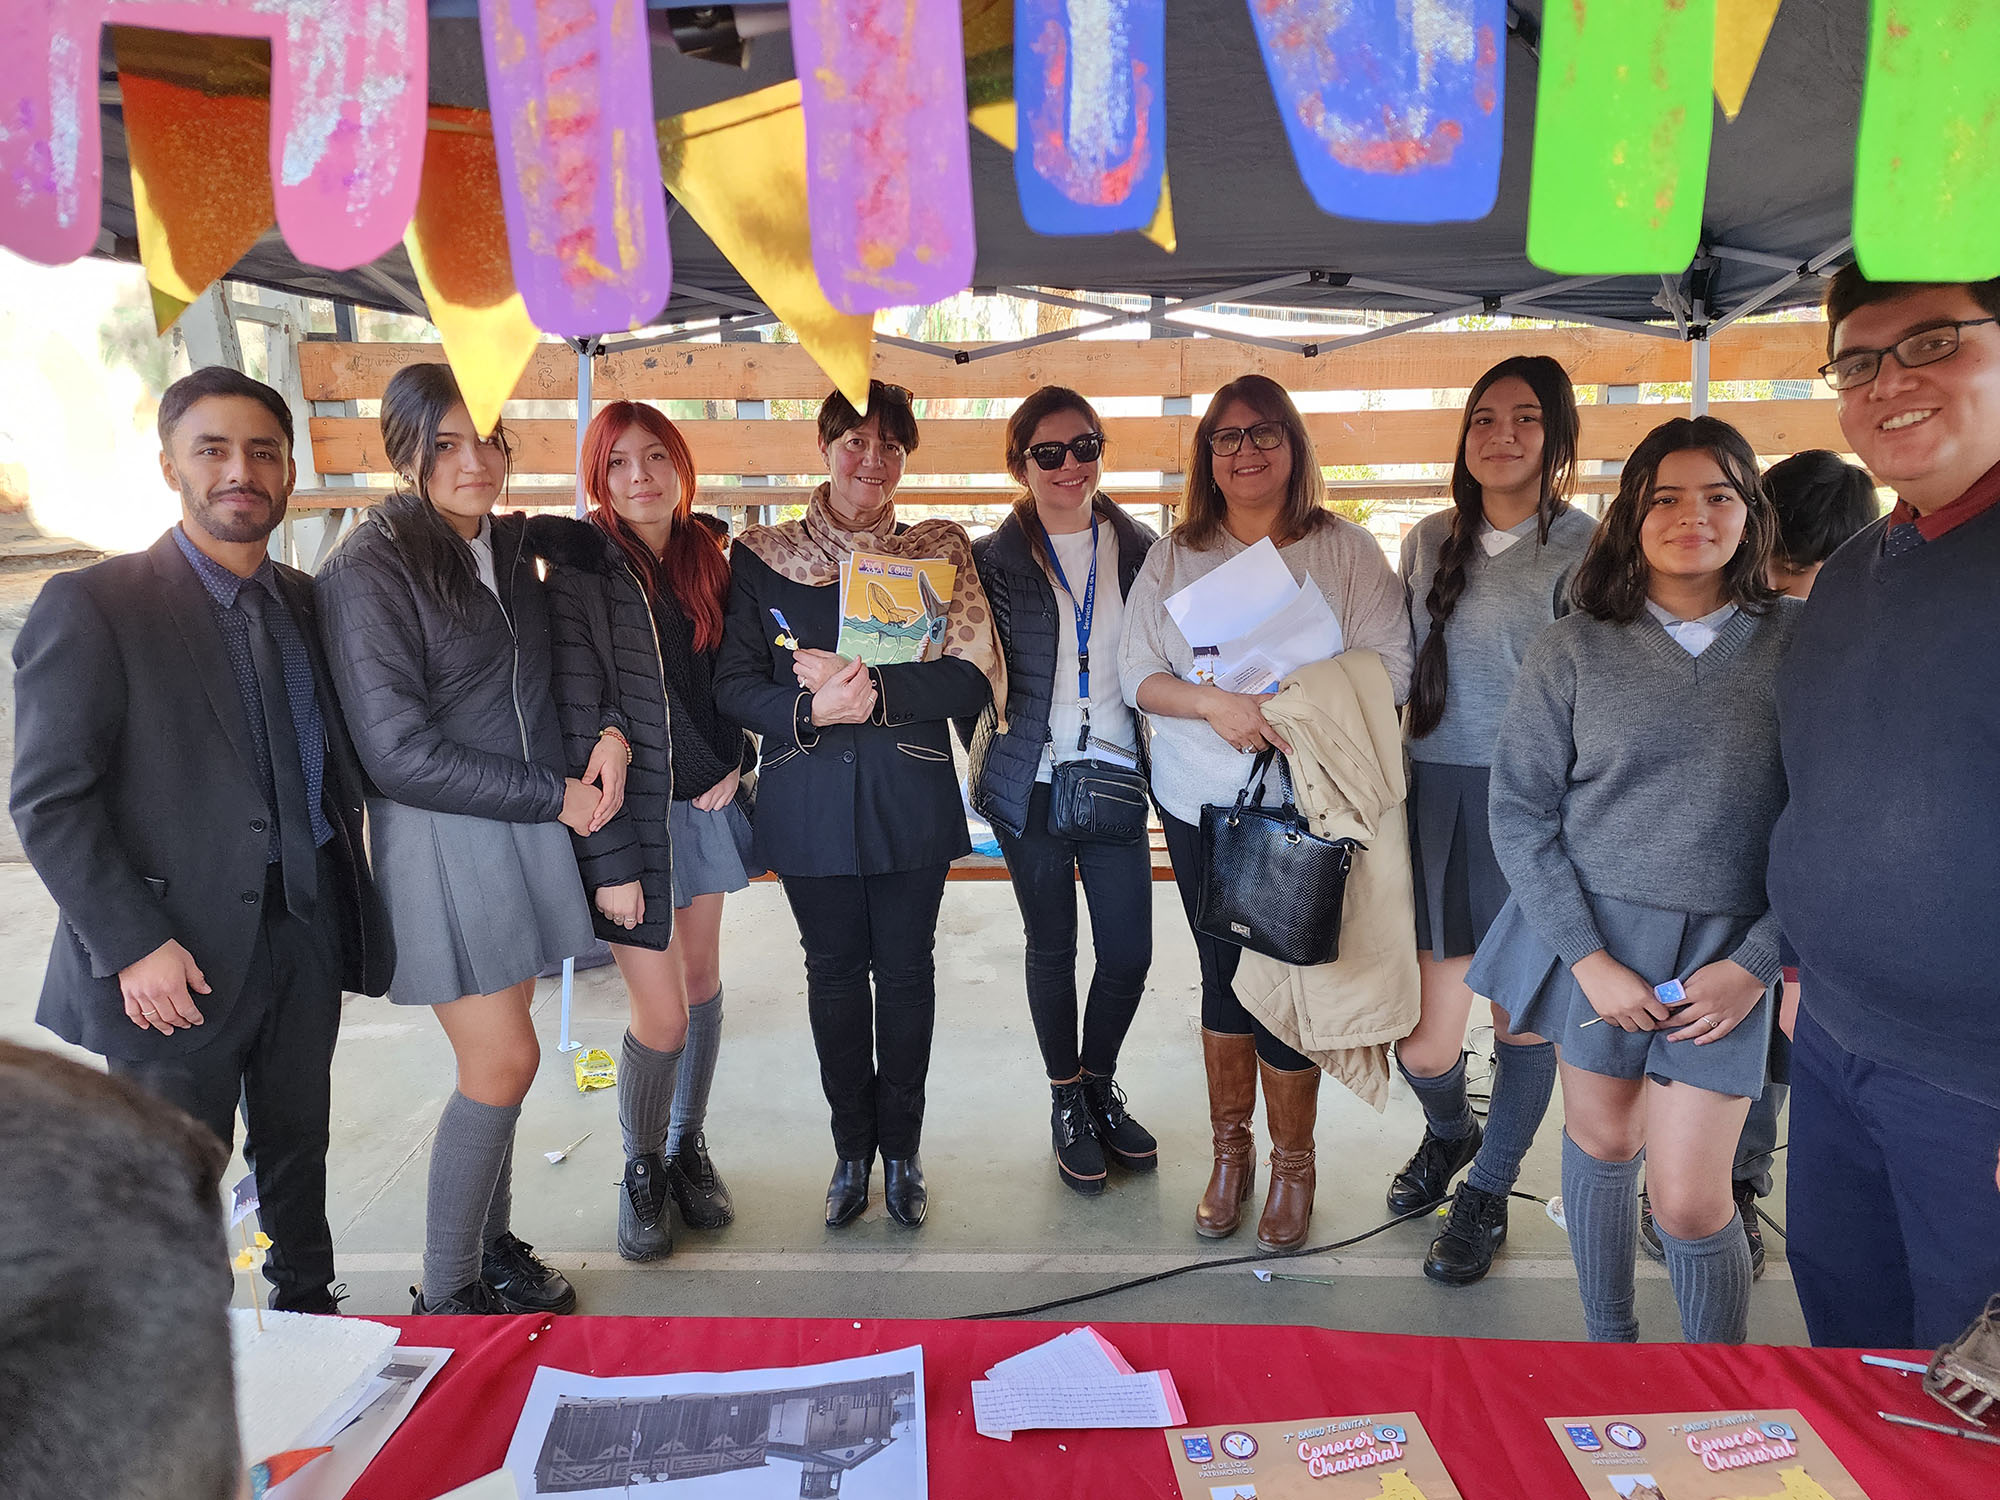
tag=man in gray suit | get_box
[10,366,390,1313]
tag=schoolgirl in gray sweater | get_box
[1469,416,1796,1346]
[1389,357,1597,1289]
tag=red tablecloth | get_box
[357,1316,1987,1499]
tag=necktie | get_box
[236,584,318,920]
[1883,522,1927,560]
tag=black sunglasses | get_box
[1023,432,1107,470]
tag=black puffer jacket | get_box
[316,509,569,823]
[537,519,751,950]
[965,498,1157,837]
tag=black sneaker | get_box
[619,1154,672,1262]
[667,1133,735,1230]
[1082,1073,1159,1172]
[1639,1185,1666,1261]
[1735,1180,1768,1281]
[1422,1182,1511,1286]
[1387,1122,1483,1215]
[1051,1080,1107,1195]
[411,1280,507,1315]
[481,1232,577,1314]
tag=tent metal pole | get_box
[1301,305,1487,354]
[1708,268,1807,334]
[1707,244,1802,271]
[1691,337,1711,416]
[1659,277,1690,339]
[873,332,972,360]
[1341,275,1476,306]
[557,339,595,1056]
[1525,307,1685,341]
[1498,274,1621,308]
[604,315,782,353]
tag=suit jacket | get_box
[712,545,992,878]
[10,531,392,1061]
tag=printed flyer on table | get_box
[1165,1410,1463,1498]
[1546,1408,1870,1500]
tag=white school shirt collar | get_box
[1645,598,1738,656]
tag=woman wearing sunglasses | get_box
[967,387,1160,1196]
[1121,374,1413,1249]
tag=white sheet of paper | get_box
[971,1371,1186,1441]
[269,1347,453,1500]
[230,1310,400,1468]
[504,1346,926,1499]
[1162,536,1298,647]
[430,1474,521,1500]
[983,1327,1132,1386]
[1209,578,1344,693]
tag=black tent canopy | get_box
[90,1,1865,347]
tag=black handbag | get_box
[1196,749,1365,966]
[1047,755,1151,844]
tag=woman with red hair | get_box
[540,401,759,1261]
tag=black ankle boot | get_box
[1422,1182,1510,1286]
[1081,1073,1158,1172]
[883,1154,927,1227]
[1387,1121,1483,1214]
[1052,1079,1107,1195]
[825,1157,872,1228]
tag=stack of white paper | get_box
[1162,535,1344,693]
[229,1310,400,1467]
[971,1326,1186,1441]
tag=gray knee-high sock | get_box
[1561,1131,1643,1342]
[424,1092,521,1298]
[1658,1218,1753,1344]
[483,1141,514,1250]
[1467,1039,1558,1196]
[1396,1049,1477,1141]
[667,990,724,1156]
[620,1030,683,1160]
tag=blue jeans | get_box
[1788,1008,2000,1348]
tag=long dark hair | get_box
[1407,356,1580,738]
[1004,385,1105,575]
[1178,374,1330,550]
[1570,416,1782,624]
[581,401,730,652]
[377,363,513,620]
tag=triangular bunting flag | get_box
[657,84,875,412]
[1714,0,1783,121]
[405,110,543,439]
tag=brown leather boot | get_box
[1256,1060,1321,1252]
[1195,1029,1258,1238]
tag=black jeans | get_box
[783,864,950,1160]
[110,853,342,1308]
[993,782,1152,1080]
[1159,810,1314,1071]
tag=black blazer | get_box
[713,545,991,877]
[10,532,392,1061]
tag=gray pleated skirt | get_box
[368,798,596,1007]
[667,796,762,909]
[1407,758,1511,960]
[1466,890,1775,1099]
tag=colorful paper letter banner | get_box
[657,83,876,410]
[1853,0,2000,282]
[2,0,426,270]
[1013,0,1166,236]
[790,0,979,314]
[1246,0,1505,224]
[405,110,543,440]
[478,0,674,336]
[1714,0,1784,121]
[1526,0,1715,274]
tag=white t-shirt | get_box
[1042,520,1139,782]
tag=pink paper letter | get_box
[2,0,426,270]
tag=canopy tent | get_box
[76,0,1868,354]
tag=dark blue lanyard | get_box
[1034,515,1098,753]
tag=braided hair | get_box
[1405,356,1579,739]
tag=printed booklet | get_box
[1166,1410,1463,1498]
[836,550,956,666]
[1545,1408,1870,1500]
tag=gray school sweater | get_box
[1488,600,1802,985]
[1400,505,1598,766]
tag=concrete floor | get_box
[0,863,1808,1342]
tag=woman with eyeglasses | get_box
[1390,356,1597,1288]
[966,387,1160,1196]
[316,363,613,1316]
[1121,374,1414,1250]
[713,381,1003,1230]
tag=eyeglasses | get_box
[1023,432,1106,470]
[1207,421,1287,457]
[1819,318,1998,391]
[874,382,913,404]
